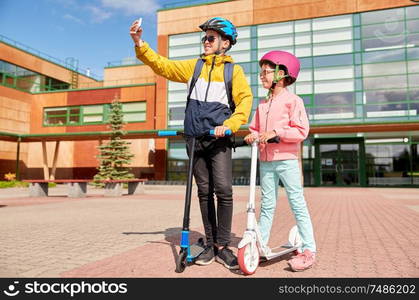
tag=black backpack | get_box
[186,58,235,113]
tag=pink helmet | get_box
[259,50,300,79]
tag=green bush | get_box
[0,181,56,188]
[0,181,29,188]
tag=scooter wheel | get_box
[175,249,188,273]
[238,243,259,275]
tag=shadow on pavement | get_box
[123,228,205,268]
[122,229,245,275]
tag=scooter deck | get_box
[261,244,298,260]
[189,243,205,258]
[188,238,206,259]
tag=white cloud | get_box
[100,0,160,15]
[86,5,112,23]
[63,13,84,24]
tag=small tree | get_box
[94,98,135,185]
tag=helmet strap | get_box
[214,33,226,55]
[267,65,288,98]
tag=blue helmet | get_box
[199,17,238,45]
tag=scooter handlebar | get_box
[157,129,232,137]
[157,130,179,137]
[209,129,232,136]
[234,136,280,147]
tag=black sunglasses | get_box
[201,35,216,43]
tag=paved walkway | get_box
[0,185,418,278]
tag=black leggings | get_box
[186,137,233,247]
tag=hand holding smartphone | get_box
[136,18,142,32]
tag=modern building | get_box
[1,0,418,187]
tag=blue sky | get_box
[0,0,191,79]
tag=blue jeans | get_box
[259,159,316,252]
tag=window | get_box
[312,106,354,120]
[295,19,311,33]
[43,101,146,126]
[361,8,404,25]
[122,102,146,122]
[410,89,419,101]
[257,22,293,36]
[312,15,352,30]
[313,40,353,56]
[314,92,354,106]
[295,45,312,57]
[407,5,419,19]
[313,53,353,67]
[295,32,311,45]
[365,90,408,104]
[313,28,352,43]
[361,22,404,39]
[0,60,70,92]
[44,108,68,125]
[258,34,293,49]
[46,77,70,90]
[296,82,312,94]
[169,44,201,58]
[314,66,354,81]
[365,103,415,118]
[408,60,419,73]
[363,74,407,90]
[314,79,354,93]
[362,61,406,77]
[407,20,419,34]
[409,74,419,88]
[408,48,419,60]
[169,32,201,47]
[365,143,412,185]
[69,107,81,125]
[362,48,405,63]
[83,105,103,123]
[169,107,185,122]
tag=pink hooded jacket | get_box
[249,88,309,161]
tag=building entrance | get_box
[314,138,366,186]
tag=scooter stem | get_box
[247,141,258,230]
[183,137,195,230]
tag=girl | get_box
[244,50,316,272]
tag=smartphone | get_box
[136,18,142,32]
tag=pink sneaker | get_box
[287,249,315,272]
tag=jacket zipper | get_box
[204,56,216,102]
[264,97,273,160]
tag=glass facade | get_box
[365,140,419,185]
[165,6,419,186]
[0,60,70,92]
[43,102,146,126]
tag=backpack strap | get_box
[224,62,235,113]
[187,58,205,102]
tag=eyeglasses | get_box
[259,69,276,77]
[201,35,216,43]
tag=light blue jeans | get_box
[259,159,316,252]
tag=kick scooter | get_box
[236,139,302,275]
[158,129,232,273]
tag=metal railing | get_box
[161,0,231,9]
[106,57,143,68]
[0,34,102,80]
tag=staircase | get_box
[71,71,79,89]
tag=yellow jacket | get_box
[135,42,253,135]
